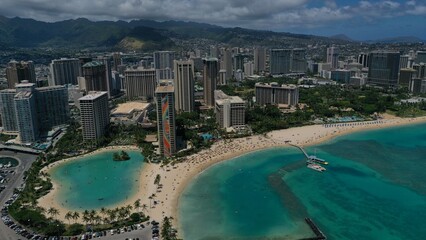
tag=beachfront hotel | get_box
[79,91,110,140]
[255,82,299,106]
[214,90,246,128]
[155,85,176,157]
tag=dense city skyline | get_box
[0,0,425,40]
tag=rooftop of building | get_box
[203,57,218,62]
[215,90,245,105]
[78,91,108,100]
[15,82,35,88]
[155,85,174,93]
[36,85,67,91]
[0,89,17,93]
[255,82,298,89]
[14,91,32,99]
[82,61,104,68]
[124,67,156,72]
[112,101,151,115]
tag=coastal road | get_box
[100,226,153,240]
[0,150,38,240]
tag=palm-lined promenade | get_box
[35,115,426,236]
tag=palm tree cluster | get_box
[62,199,148,226]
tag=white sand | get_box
[37,115,426,233]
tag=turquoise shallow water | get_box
[179,123,426,240]
[50,150,145,211]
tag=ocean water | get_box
[179,123,426,240]
[50,150,145,211]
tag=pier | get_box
[288,143,310,159]
[300,218,327,240]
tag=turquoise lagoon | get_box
[179,123,426,239]
[50,150,145,210]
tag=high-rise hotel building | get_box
[155,85,176,157]
[6,60,36,88]
[203,58,219,107]
[49,58,82,86]
[214,90,245,128]
[79,92,110,141]
[0,82,69,144]
[174,60,195,112]
[124,68,157,101]
[255,82,299,106]
[367,51,400,87]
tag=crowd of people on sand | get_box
[323,120,386,128]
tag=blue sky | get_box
[0,0,425,40]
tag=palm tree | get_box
[100,207,107,218]
[65,211,73,224]
[141,203,148,212]
[82,210,90,225]
[107,209,117,223]
[89,210,97,224]
[118,207,127,221]
[47,207,59,219]
[134,199,141,213]
[125,204,133,212]
[72,211,80,223]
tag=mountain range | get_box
[0,16,423,51]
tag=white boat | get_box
[307,163,326,172]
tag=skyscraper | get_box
[254,47,266,73]
[327,47,339,69]
[79,92,110,141]
[82,61,108,94]
[97,56,114,97]
[174,60,195,112]
[154,51,175,80]
[49,58,82,86]
[214,90,245,128]
[416,51,426,64]
[14,90,38,144]
[0,89,18,132]
[358,53,369,68]
[36,86,69,131]
[269,49,292,75]
[6,60,36,88]
[367,51,400,87]
[222,49,233,81]
[203,58,219,107]
[155,85,176,157]
[291,49,307,73]
[112,52,122,71]
[0,82,69,142]
[124,68,157,101]
[255,83,299,106]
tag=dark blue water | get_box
[179,123,426,240]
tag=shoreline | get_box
[37,116,426,231]
[37,145,142,221]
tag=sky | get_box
[1,0,425,40]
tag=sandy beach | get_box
[37,115,426,231]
